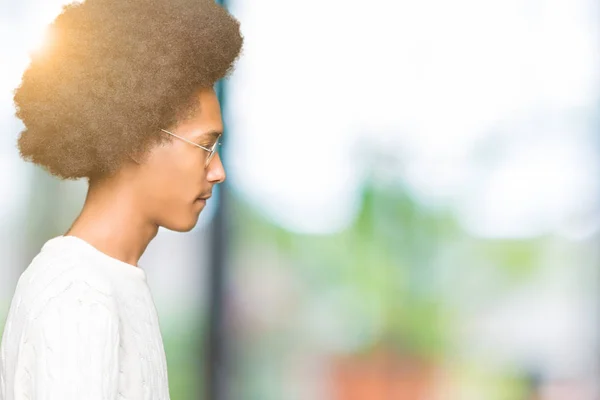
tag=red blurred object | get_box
[330,348,436,400]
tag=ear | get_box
[128,142,153,165]
[128,152,142,165]
[129,147,152,165]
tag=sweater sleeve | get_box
[24,281,121,400]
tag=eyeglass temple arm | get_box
[160,129,213,152]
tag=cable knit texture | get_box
[0,236,171,400]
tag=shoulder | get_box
[22,235,115,289]
[15,238,119,324]
[28,278,120,324]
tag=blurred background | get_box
[1,0,600,399]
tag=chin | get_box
[162,214,201,233]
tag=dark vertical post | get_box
[205,1,230,399]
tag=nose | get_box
[207,152,226,184]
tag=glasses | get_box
[160,128,221,168]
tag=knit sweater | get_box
[0,235,171,400]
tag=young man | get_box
[0,0,243,399]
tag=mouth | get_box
[196,194,211,202]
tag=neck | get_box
[65,176,158,267]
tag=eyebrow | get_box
[192,130,222,142]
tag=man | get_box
[0,0,243,398]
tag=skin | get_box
[65,87,226,267]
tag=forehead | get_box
[176,88,223,140]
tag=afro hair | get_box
[14,0,243,179]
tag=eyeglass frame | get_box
[160,128,222,167]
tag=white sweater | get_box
[0,235,171,400]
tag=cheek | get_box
[144,148,205,195]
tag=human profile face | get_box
[133,87,226,232]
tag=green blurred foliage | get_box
[231,179,545,364]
